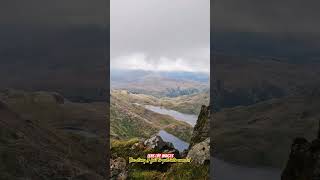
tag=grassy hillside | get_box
[110,92,210,179]
[213,92,320,168]
[0,89,107,179]
[0,89,107,136]
[111,138,208,180]
[111,90,209,115]
[111,91,193,142]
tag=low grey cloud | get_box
[111,0,210,73]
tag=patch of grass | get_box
[110,105,158,139]
[111,138,145,160]
[130,170,164,180]
[165,163,209,180]
[127,162,209,180]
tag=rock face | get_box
[282,121,320,180]
[189,105,210,148]
[187,105,210,165]
[110,157,127,180]
[188,138,210,165]
[144,135,174,150]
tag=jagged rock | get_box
[189,105,210,148]
[144,135,174,150]
[110,157,127,180]
[187,138,210,165]
[282,122,320,180]
[186,105,211,165]
[281,137,313,180]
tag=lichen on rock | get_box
[188,138,210,165]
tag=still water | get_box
[157,130,189,152]
[146,105,281,180]
[144,105,197,126]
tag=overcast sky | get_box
[110,0,210,73]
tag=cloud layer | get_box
[111,50,210,73]
[111,0,210,73]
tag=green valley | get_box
[110,90,194,142]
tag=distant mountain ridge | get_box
[111,69,209,83]
[111,70,209,98]
[213,54,320,110]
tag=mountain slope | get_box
[0,90,107,179]
[111,90,209,115]
[213,54,320,109]
[213,91,320,168]
[110,91,193,142]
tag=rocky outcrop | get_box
[110,157,128,180]
[189,105,210,148]
[111,136,181,179]
[144,135,174,150]
[188,138,210,165]
[187,105,210,165]
[282,121,320,180]
[144,135,180,158]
